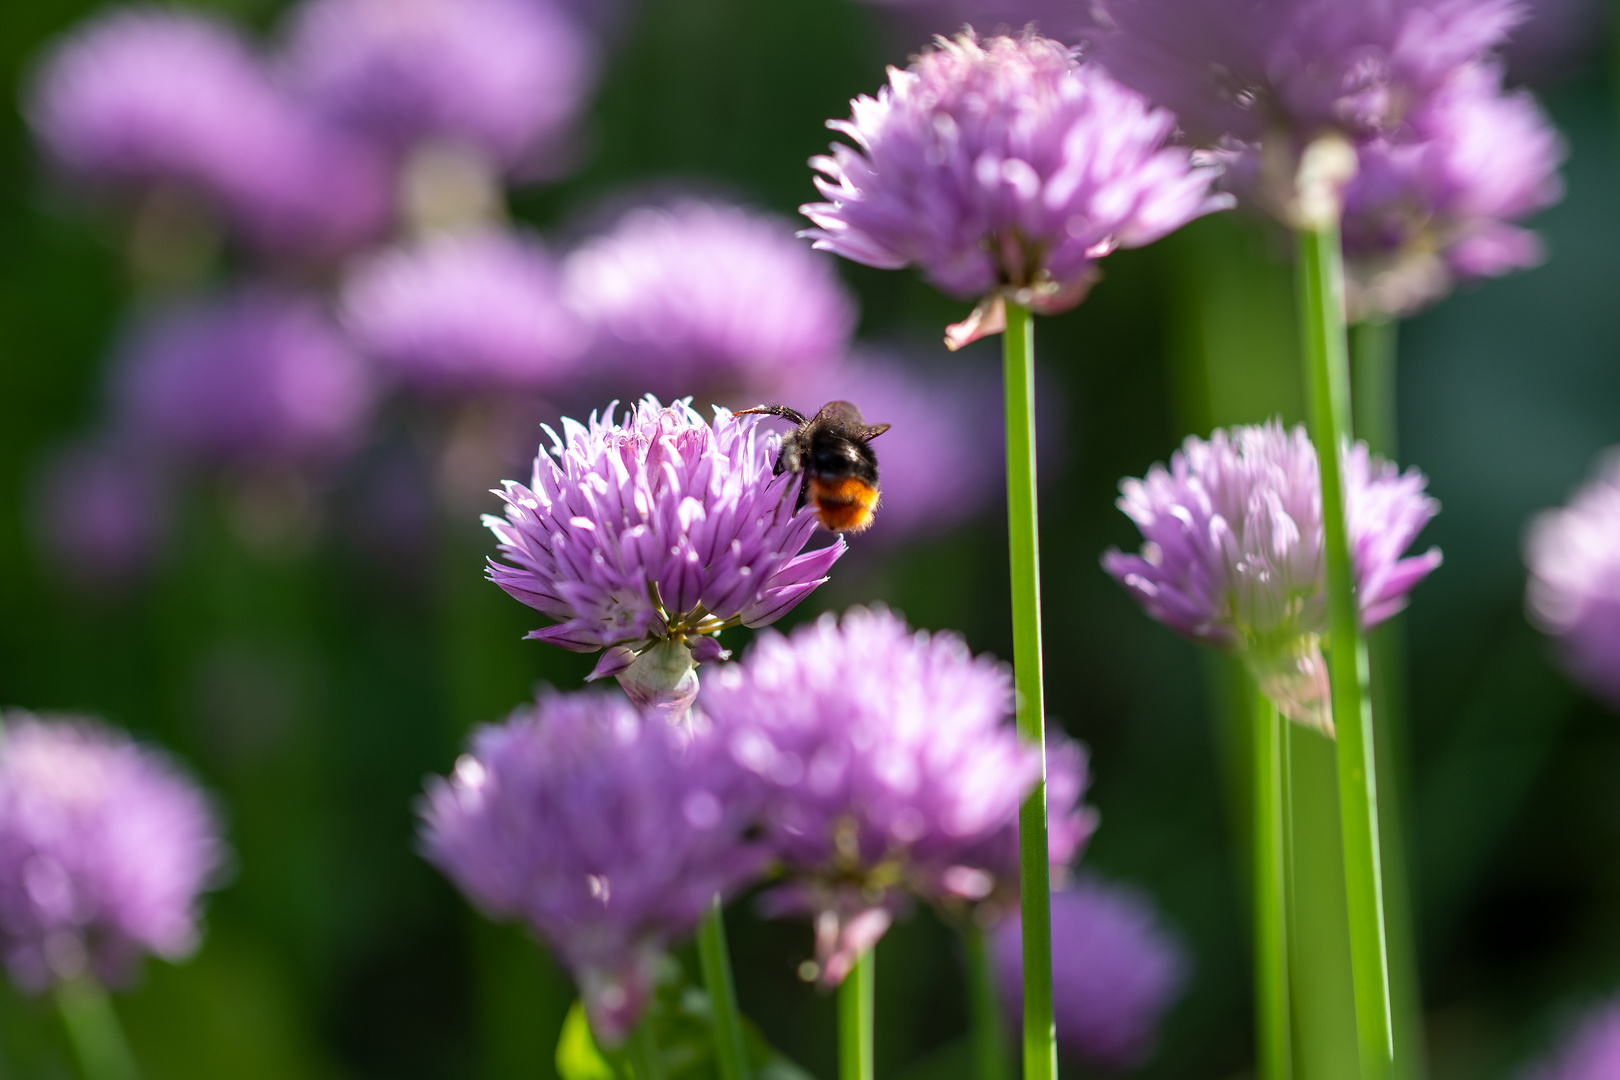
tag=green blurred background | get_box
[2,0,1619,1077]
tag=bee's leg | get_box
[795,473,810,512]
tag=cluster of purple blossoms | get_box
[341,227,589,397]
[1525,450,1620,709]
[1521,996,1620,1080]
[992,879,1189,1071]
[699,607,1043,985]
[484,398,843,715]
[32,439,172,589]
[1104,422,1442,731]
[562,199,857,401]
[420,691,763,1044]
[0,714,225,993]
[27,7,392,261]
[802,31,1229,346]
[114,288,375,470]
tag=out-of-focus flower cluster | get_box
[1522,995,1620,1080]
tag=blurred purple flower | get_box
[485,397,843,714]
[993,879,1189,1072]
[1523,996,1620,1080]
[31,438,172,590]
[341,227,589,396]
[0,713,225,993]
[700,606,1040,985]
[1342,62,1564,318]
[27,7,393,259]
[1526,449,1620,709]
[562,199,856,401]
[115,287,375,468]
[1103,422,1442,731]
[279,0,596,173]
[802,31,1228,347]
[419,690,764,1045]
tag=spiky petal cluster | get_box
[115,288,375,467]
[341,227,588,396]
[802,32,1228,344]
[1342,62,1565,318]
[1525,449,1620,709]
[419,691,764,1045]
[0,714,225,993]
[280,0,595,171]
[1103,422,1441,729]
[27,7,391,258]
[562,199,856,400]
[700,606,1040,984]
[993,880,1189,1071]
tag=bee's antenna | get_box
[735,404,810,426]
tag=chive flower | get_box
[115,287,375,468]
[1522,996,1620,1080]
[1103,421,1442,731]
[1525,449,1620,709]
[32,438,172,589]
[0,713,225,993]
[801,31,1229,347]
[419,690,764,1045]
[341,227,589,396]
[992,879,1189,1071]
[562,199,856,401]
[699,606,1040,985]
[484,397,843,716]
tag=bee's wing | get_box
[815,401,867,427]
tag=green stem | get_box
[56,979,138,1080]
[627,1017,665,1080]
[838,949,874,1080]
[1296,223,1394,1080]
[1254,693,1292,1080]
[697,898,750,1080]
[1002,301,1054,1080]
[964,922,1011,1080]
[1349,320,1398,459]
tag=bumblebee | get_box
[736,400,891,534]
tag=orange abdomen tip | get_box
[809,476,880,534]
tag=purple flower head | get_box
[801,31,1229,348]
[27,7,393,260]
[0,713,225,993]
[341,227,589,397]
[562,199,857,401]
[1522,996,1620,1080]
[993,879,1190,1071]
[485,397,844,714]
[419,690,764,1045]
[1103,422,1442,731]
[280,0,596,173]
[700,606,1040,985]
[1525,449,1620,709]
[115,287,375,469]
[1342,62,1565,317]
[31,438,173,591]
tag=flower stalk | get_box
[838,948,875,1080]
[1295,203,1395,1079]
[1254,692,1292,1080]
[1002,300,1055,1080]
[964,922,1011,1080]
[57,978,139,1080]
[697,898,750,1080]
[627,1019,665,1080]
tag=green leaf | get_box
[556,1003,619,1080]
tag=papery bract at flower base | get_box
[801,31,1229,346]
[1526,449,1620,709]
[993,879,1189,1072]
[1103,422,1442,732]
[700,606,1039,985]
[562,199,856,401]
[0,713,226,993]
[341,227,588,396]
[485,397,843,715]
[418,691,765,1045]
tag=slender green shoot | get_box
[964,922,1012,1080]
[1254,693,1292,1080]
[697,898,750,1080]
[56,978,138,1080]
[1002,300,1055,1080]
[1296,218,1394,1080]
[627,1018,665,1080]
[1349,319,1398,459]
[839,949,875,1080]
